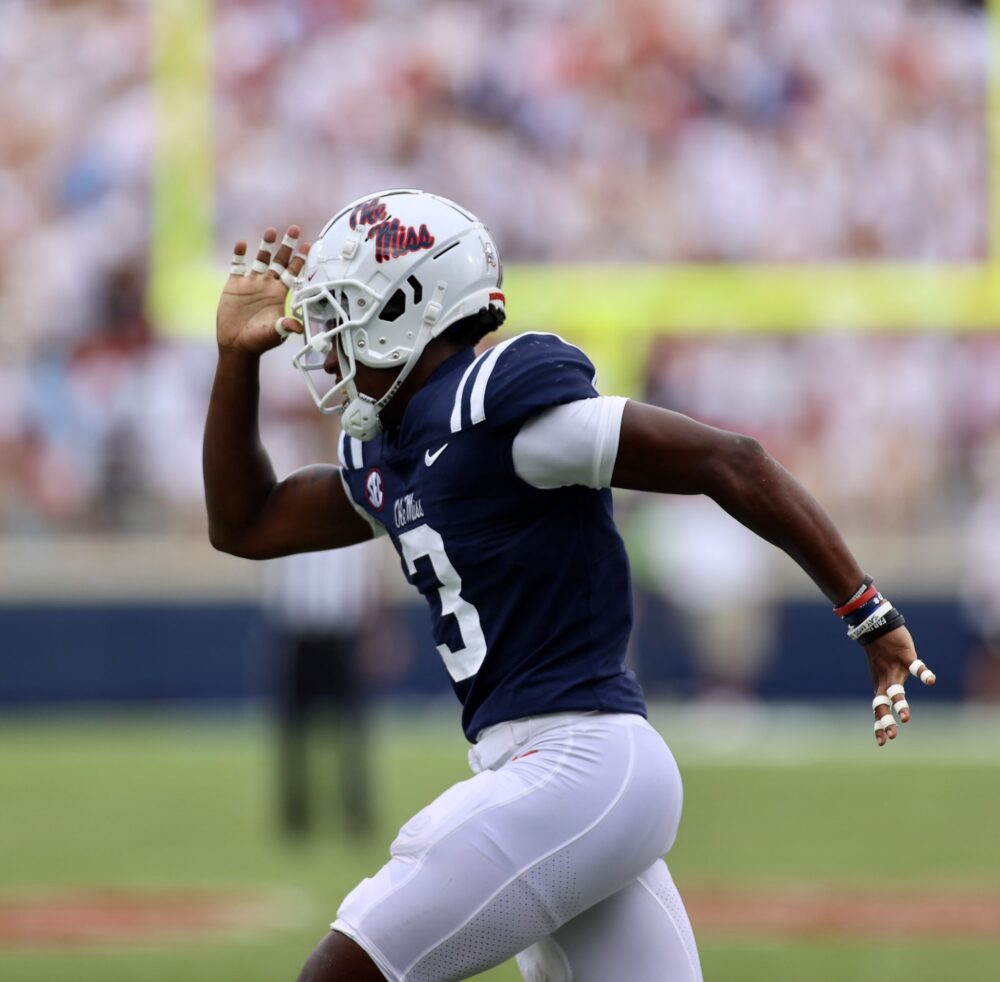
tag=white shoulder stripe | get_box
[337,433,348,469]
[449,350,491,433]
[349,437,364,470]
[469,335,522,426]
[450,332,592,433]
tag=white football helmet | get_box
[289,189,505,441]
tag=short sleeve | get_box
[512,396,628,490]
[448,333,599,433]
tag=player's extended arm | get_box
[613,400,935,746]
[203,227,374,560]
[615,402,861,599]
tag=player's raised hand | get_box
[863,625,936,747]
[217,225,309,354]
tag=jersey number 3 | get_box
[399,524,488,682]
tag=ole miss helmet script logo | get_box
[349,197,435,265]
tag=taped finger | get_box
[886,683,910,720]
[267,259,287,279]
[229,255,248,276]
[250,234,278,276]
[872,695,892,713]
[274,317,291,341]
[280,269,298,289]
[909,659,936,685]
[874,714,895,733]
[287,242,311,278]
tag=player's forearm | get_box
[705,437,864,604]
[202,347,278,550]
[614,401,863,604]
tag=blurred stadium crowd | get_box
[211,0,987,262]
[1,0,998,658]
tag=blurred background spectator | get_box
[262,539,378,839]
[258,412,379,838]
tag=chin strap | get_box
[341,393,382,441]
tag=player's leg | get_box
[296,929,386,981]
[278,634,310,834]
[320,712,682,981]
[516,859,702,982]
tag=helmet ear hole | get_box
[407,275,423,304]
[379,288,406,322]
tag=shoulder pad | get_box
[448,333,598,432]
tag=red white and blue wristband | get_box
[833,575,905,645]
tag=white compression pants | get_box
[332,712,702,981]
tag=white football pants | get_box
[332,711,702,981]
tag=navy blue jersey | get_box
[340,332,647,741]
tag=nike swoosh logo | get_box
[424,443,449,467]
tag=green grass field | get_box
[0,705,998,981]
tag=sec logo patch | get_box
[365,468,385,511]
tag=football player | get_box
[204,190,935,982]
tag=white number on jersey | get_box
[398,524,488,682]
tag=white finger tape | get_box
[886,684,906,700]
[874,716,895,732]
[280,232,299,250]
[229,262,247,276]
[872,695,892,711]
[909,659,935,683]
[257,237,276,255]
[274,317,290,340]
[268,260,287,277]
[893,699,909,714]
[280,269,298,289]
[251,258,269,274]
